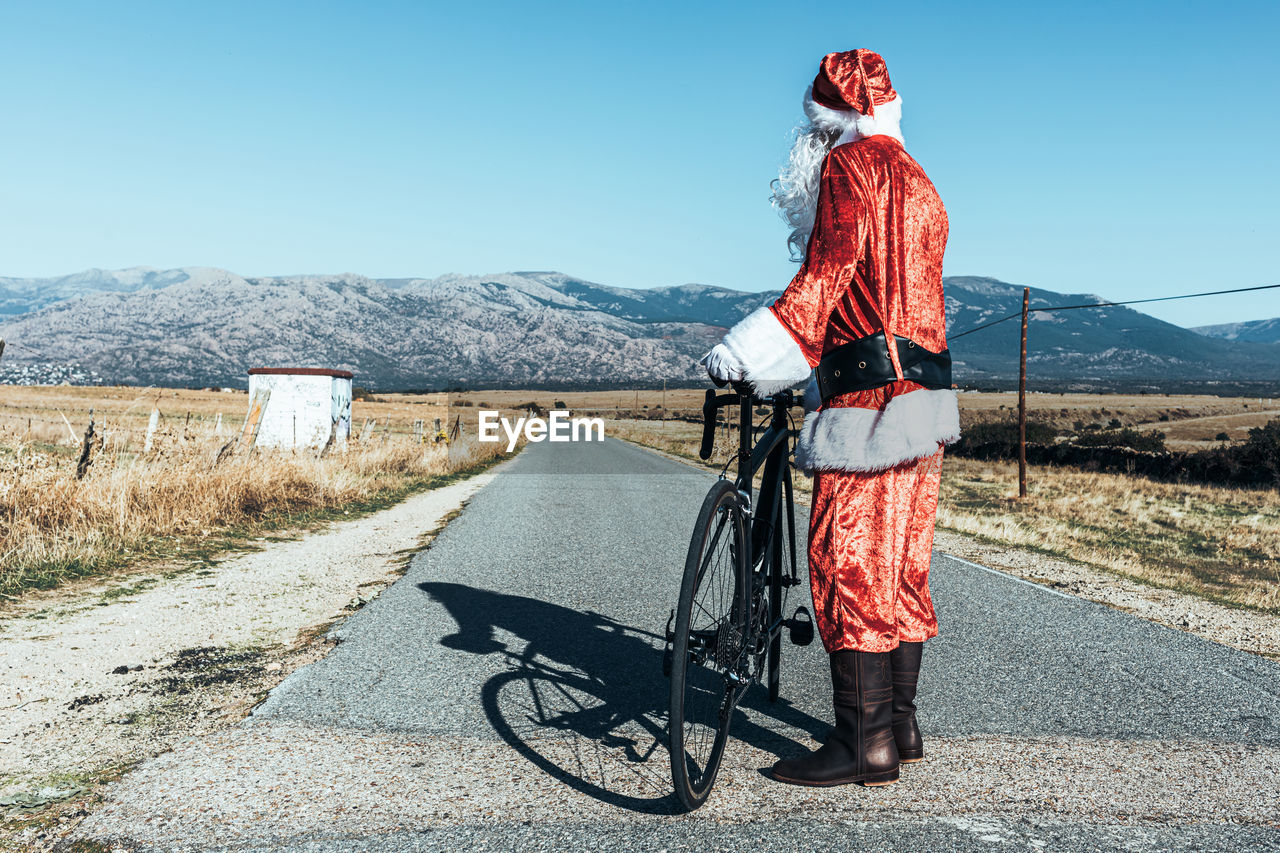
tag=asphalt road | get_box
[72,438,1280,852]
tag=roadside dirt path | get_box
[933,531,1280,661]
[0,470,498,851]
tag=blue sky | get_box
[1,0,1276,327]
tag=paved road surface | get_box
[71,439,1280,851]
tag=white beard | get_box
[771,90,904,261]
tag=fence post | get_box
[144,408,161,452]
[76,408,97,479]
[1018,287,1029,499]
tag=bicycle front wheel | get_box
[669,478,749,812]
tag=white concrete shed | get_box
[246,367,353,449]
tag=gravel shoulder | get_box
[933,531,1280,661]
[0,468,501,851]
[68,723,1280,850]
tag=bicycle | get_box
[663,380,816,811]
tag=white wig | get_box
[771,86,904,261]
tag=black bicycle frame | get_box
[699,384,801,623]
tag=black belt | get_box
[815,331,952,403]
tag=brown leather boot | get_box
[770,650,898,787]
[889,641,924,763]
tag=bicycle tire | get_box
[669,478,749,811]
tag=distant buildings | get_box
[0,361,102,386]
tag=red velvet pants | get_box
[807,445,944,653]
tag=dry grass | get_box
[0,385,452,450]
[610,418,1280,614]
[954,391,1280,451]
[936,456,1280,612]
[4,383,1277,610]
[0,430,505,598]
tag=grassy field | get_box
[7,385,1277,452]
[445,388,1280,452]
[606,414,1280,615]
[3,385,1276,610]
[0,385,515,598]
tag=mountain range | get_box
[1191,316,1280,344]
[1,267,1277,392]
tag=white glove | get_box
[700,343,744,384]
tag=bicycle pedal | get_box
[662,647,673,678]
[787,606,815,647]
[782,576,802,588]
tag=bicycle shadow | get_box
[419,581,827,814]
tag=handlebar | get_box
[699,383,804,461]
[699,388,741,460]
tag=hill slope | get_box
[1,268,1277,391]
[1191,317,1280,344]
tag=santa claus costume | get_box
[701,49,960,787]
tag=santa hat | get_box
[804,49,904,146]
[811,49,897,116]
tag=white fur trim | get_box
[720,306,813,396]
[795,388,960,474]
[806,92,904,147]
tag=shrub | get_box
[1215,432,1231,442]
[1240,419,1280,486]
[952,420,1059,457]
[1074,427,1166,452]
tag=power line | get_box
[949,282,1280,341]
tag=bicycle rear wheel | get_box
[669,479,749,811]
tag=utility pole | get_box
[1018,287,1029,499]
[662,378,666,430]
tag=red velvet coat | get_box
[772,135,949,391]
[721,134,960,474]
[717,131,960,651]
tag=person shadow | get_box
[418,581,828,814]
